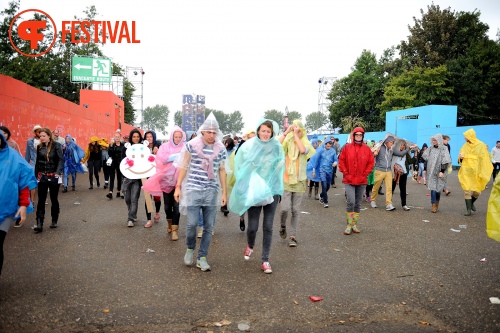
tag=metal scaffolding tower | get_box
[317,76,336,114]
[126,66,144,128]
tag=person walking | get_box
[338,127,374,235]
[62,134,85,192]
[174,113,227,272]
[25,125,41,169]
[370,135,414,211]
[101,138,111,190]
[421,134,452,213]
[307,138,320,199]
[277,120,315,247]
[52,129,65,146]
[230,119,285,273]
[417,143,428,185]
[0,132,37,275]
[106,131,125,199]
[220,137,236,216]
[0,126,21,153]
[122,129,144,227]
[81,136,108,189]
[33,128,64,232]
[307,140,337,208]
[442,135,451,195]
[457,129,493,216]
[391,140,416,211]
[491,140,500,181]
[143,126,186,240]
[143,130,162,228]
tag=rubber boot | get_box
[471,197,477,212]
[171,225,179,241]
[464,199,472,216]
[351,212,361,233]
[34,216,43,233]
[221,205,229,216]
[344,212,353,235]
[314,187,319,200]
[167,219,172,233]
[435,200,440,212]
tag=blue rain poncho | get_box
[229,119,285,216]
[306,142,337,182]
[63,134,85,175]
[0,132,38,224]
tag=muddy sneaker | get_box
[184,249,194,265]
[243,245,253,260]
[403,205,410,211]
[279,226,287,239]
[261,261,272,274]
[196,257,211,271]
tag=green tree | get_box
[174,110,182,126]
[287,111,302,124]
[378,65,454,119]
[305,111,327,132]
[263,109,285,131]
[328,50,386,132]
[142,104,169,134]
[339,116,368,134]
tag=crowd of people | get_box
[0,118,498,277]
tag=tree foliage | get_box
[142,104,169,134]
[174,110,182,126]
[305,111,327,132]
[339,116,369,134]
[263,109,284,132]
[328,50,386,132]
[378,65,454,118]
[0,2,136,124]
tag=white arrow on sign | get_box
[74,63,92,70]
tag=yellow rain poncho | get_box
[458,129,493,192]
[282,119,315,192]
[486,175,500,242]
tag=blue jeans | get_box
[186,205,217,259]
[430,190,441,204]
[64,172,76,188]
[320,172,332,204]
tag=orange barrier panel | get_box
[0,74,139,156]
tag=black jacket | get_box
[108,143,125,164]
[35,141,64,175]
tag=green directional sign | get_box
[71,56,112,83]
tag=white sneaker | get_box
[403,205,410,211]
[323,203,329,208]
[127,220,134,227]
[370,201,377,208]
[386,204,396,211]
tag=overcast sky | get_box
[13,0,500,136]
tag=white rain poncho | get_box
[174,113,227,215]
[421,133,452,192]
[229,119,285,216]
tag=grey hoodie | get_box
[375,136,410,172]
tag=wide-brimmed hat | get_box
[32,125,42,133]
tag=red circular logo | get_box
[8,9,57,57]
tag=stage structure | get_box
[182,94,206,133]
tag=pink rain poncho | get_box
[142,126,186,196]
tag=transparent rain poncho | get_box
[174,113,227,215]
[421,134,452,192]
[229,119,285,216]
[142,125,186,196]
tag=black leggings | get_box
[36,181,60,222]
[88,159,101,185]
[109,162,122,192]
[392,174,408,206]
[0,230,6,276]
[366,184,373,198]
[145,198,161,221]
[163,190,180,225]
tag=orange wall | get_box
[0,74,137,156]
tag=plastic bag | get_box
[81,163,88,173]
[486,175,500,242]
[106,157,113,166]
